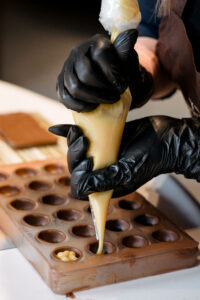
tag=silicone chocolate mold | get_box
[0,158,198,294]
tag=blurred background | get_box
[0,0,103,100]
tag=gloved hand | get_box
[49,116,200,199]
[57,29,154,112]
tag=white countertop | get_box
[0,80,199,300]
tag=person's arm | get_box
[136,0,177,99]
[135,37,177,99]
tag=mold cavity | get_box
[106,219,129,232]
[56,209,81,221]
[52,247,82,262]
[72,225,95,237]
[56,176,70,186]
[122,235,148,248]
[0,173,8,182]
[41,194,65,205]
[28,180,51,191]
[88,242,115,254]
[15,168,36,178]
[23,214,50,226]
[0,185,20,196]
[135,214,159,226]
[119,199,141,210]
[152,229,179,242]
[10,199,35,210]
[86,205,91,214]
[37,229,65,243]
[44,164,65,174]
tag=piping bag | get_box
[73,0,141,254]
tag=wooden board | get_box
[0,112,57,148]
[0,113,66,165]
[0,158,198,294]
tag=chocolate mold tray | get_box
[0,158,198,294]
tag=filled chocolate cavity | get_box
[44,164,65,174]
[0,173,8,182]
[52,247,82,262]
[118,199,141,210]
[56,209,81,221]
[122,235,148,248]
[9,199,35,210]
[88,241,116,254]
[152,229,179,242]
[41,194,65,205]
[56,176,70,186]
[106,219,129,232]
[0,185,20,196]
[72,225,95,237]
[135,214,159,226]
[37,229,66,243]
[23,214,50,226]
[15,168,37,178]
[28,180,51,191]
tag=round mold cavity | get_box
[0,185,20,196]
[0,173,8,182]
[106,219,130,232]
[122,235,148,248]
[56,176,70,187]
[52,246,82,262]
[134,214,159,226]
[9,199,36,211]
[23,213,50,226]
[44,164,65,174]
[152,229,179,242]
[41,194,66,206]
[118,199,141,210]
[88,241,116,255]
[56,209,82,221]
[28,180,51,192]
[71,225,95,238]
[15,167,37,178]
[37,229,66,243]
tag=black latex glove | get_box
[57,29,154,112]
[49,117,200,199]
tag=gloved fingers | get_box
[90,35,127,94]
[74,54,118,92]
[71,156,148,199]
[48,124,82,144]
[71,157,94,199]
[63,51,120,104]
[49,124,89,174]
[67,135,89,173]
[57,72,98,112]
[48,124,71,138]
[113,29,138,63]
[66,125,83,146]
